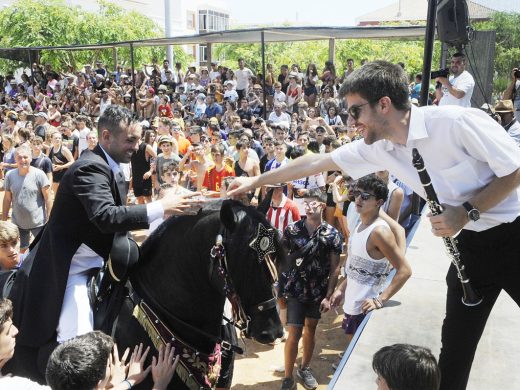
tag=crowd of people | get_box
[0,50,518,390]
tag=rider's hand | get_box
[160,191,205,216]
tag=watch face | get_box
[469,209,480,221]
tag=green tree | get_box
[474,12,520,92]
[0,0,191,72]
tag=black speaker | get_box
[436,0,470,46]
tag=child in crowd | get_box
[0,221,23,271]
[330,175,411,368]
[372,344,440,390]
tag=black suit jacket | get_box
[12,145,149,347]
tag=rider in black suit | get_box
[8,106,201,378]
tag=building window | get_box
[200,45,207,63]
[199,9,229,32]
[187,10,196,30]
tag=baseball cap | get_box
[35,112,48,120]
[209,117,219,125]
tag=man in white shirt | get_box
[228,61,520,390]
[268,104,291,129]
[437,52,475,108]
[160,59,173,83]
[235,58,253,100]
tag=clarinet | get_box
[412,148,483,307]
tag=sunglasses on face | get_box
[164,171,179,176]
[348,102,370,120]
[353,190,376,201]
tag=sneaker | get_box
[280,377,296,390]
[297,367,318,390]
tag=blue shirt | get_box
[205,103,223,118]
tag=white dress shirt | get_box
[331,105,520,232]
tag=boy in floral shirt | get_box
[279,189,342,390]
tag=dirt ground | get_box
[231,310,347,389]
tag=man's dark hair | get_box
[339,61,410,111]
[452,52,466,63]
[356,174,389,202]
[290,145,306,159]
[210,143,226,155]
[97,105,132,136]
[372,344,441,390]
[46,331,113,390]
[0,299,13,329]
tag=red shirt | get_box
[267,195,301,233]
[203,165,235,192]
[158,104,173,118]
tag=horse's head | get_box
[215,200,284,344]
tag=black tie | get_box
[116,170,127,205]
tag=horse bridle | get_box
[210,223,279,337]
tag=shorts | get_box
[286,297,321,327]
[326,191,336,207]
[216,322,238,388]
[341,313,366,335]
[304,85,318,96]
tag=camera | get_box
[431,68,450,79]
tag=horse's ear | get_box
[220,200,237,232]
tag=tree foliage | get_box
[0,0,191,72]
[214,38,439,82]
[474,12,520,91]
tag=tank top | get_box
[234,161,249,177]
[343,219,391,315]
[131,142,151,183]
[49,145,68,181]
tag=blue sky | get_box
[226,0,519,27]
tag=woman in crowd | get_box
[48,130,74,194]
[0,135,16,179]
[131,128,157,205]
[323,105,344,131]
[286,73,302,113]
[303,63,318,108]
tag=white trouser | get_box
[56,271,93,343]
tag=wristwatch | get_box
[462,202,480,222]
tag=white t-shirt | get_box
[291,173,326,216]
[331,105,520,232]
[235,67,253,90]
[439,70,475,108]
[0,376,50,389]
[77,127,91,155]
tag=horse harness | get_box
[130,222,279,390]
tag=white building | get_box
[1,0,230,65]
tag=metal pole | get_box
[112,47,118,72]
[164,0,174,65]
[130,43,137,115]
[419,0,438,107]
[413,0,438,216]
[261,30,267,119]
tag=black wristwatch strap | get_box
[462,201,474,213]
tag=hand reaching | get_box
[152,343,179,390]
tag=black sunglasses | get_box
[353,190,376,201]
[348,102,371,120]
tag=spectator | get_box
[372,344,440,390]
[494,100,520,146]
[2,145,51,251]
[30,136,53,183]
[48,130,75,194]
[286,73,302,113]
[60,120,80,160]
[1,134,17,177]
[330,175,411,365]
[0,298,50,389]
[171,121,191,156]
[131,129,157,204]
[235,58,254,100]
[155,135,181,191]
[0,221,22,270]
[437,52,475,107]
[234,140,261,205]
[266,183,300,234]
[202,143,235,196]
[502,67,520,119]
[303,64,318,108]
[268,104,291,129]
[223,81,239,103]
[279,189,342,390]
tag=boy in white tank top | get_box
[330,174,412,355]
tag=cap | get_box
[101,88,109,93]
[140,120,150,128]
[315,126,326,133]
[288,71,298,78]
[35,112,48,120]
[158,135,173,145]
[148,87,155,95]
[494,100,514,113]
[158,84,168,91]
[209,117,219,125]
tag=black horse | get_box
[5,199,283,389]
[111,199,284,389]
